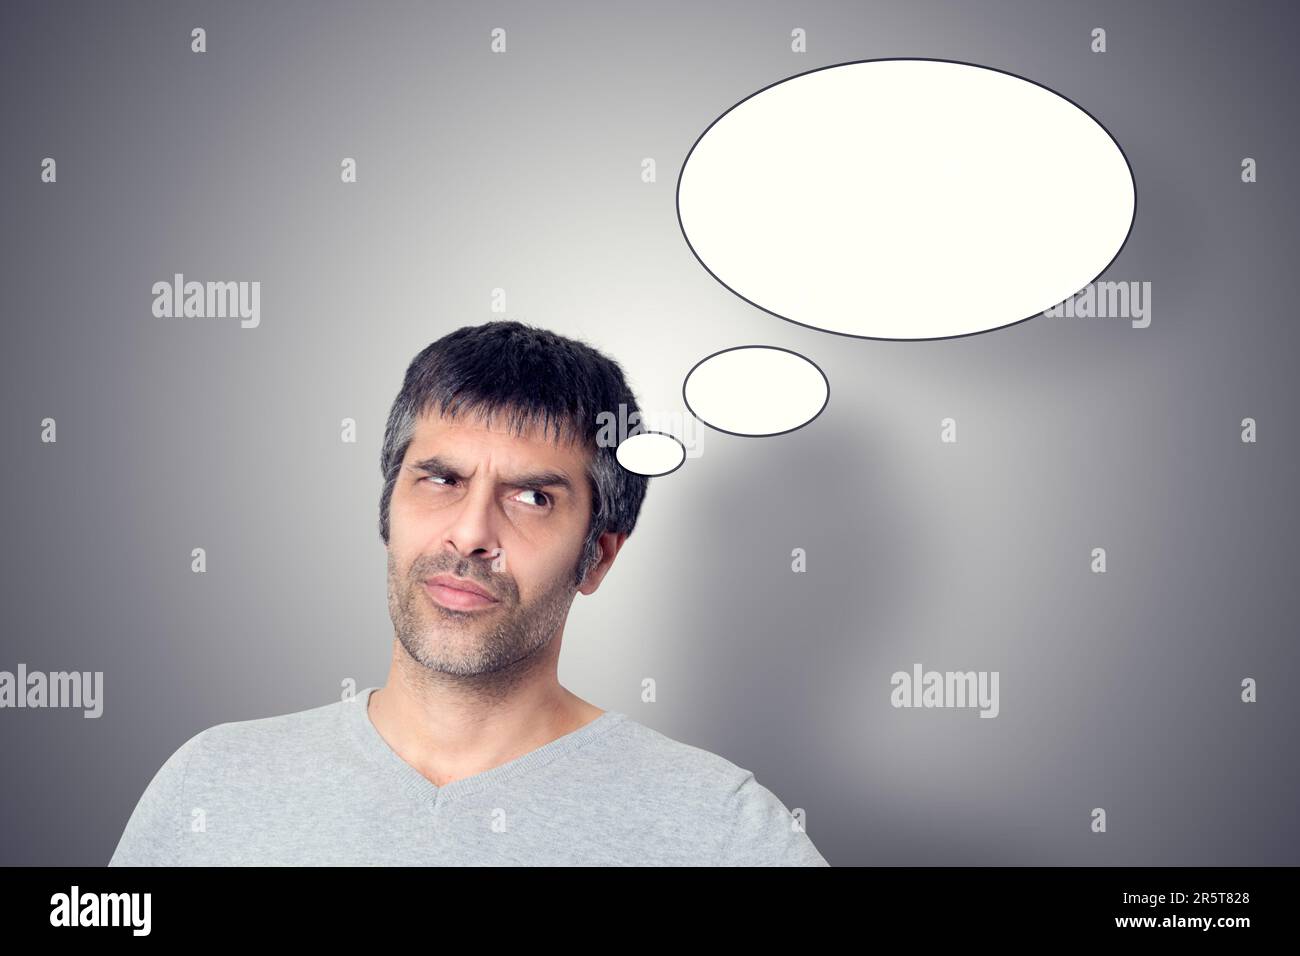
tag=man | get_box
[109,321,829,866]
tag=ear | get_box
[577,531,629,595]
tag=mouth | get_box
[423,575,499,611]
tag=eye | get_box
[420,475,549,509]
[515,489,551,508]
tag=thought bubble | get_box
[677,58,1136,340]
[683,346,829,436]
[616,430,686,476]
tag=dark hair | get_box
[379,321,650,586]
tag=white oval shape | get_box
[683,346,828,436]
[678,58,1136,340]
[616,431,686,476]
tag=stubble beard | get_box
[386,550,579,680]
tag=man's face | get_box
[385,409,595,677]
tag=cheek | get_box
[389,489,434,540]
[507,543,578,601]
[386,517,432,577]
[497,549,554,604]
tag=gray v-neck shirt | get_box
[108,687,829,866]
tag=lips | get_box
[425,574,497,601]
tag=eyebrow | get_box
[407,455,575,495]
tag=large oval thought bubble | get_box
[677,58,1136,340]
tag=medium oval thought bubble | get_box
[677,58,1136,340]
[683,346,829,437]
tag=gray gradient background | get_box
[2,0,1297,866]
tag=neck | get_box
[367,640,603,788]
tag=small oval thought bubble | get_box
[683,346,829,436]
[617,431,686,476]
[677,58,1136,340]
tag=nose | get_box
[442,478,503,565]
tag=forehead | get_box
[405,407,591,475]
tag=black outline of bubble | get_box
[616,428,688,477]
[675,56,1138,343]
[682,344,830,438]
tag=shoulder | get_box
[605,716,751,777]
[599,717,831,866]
[192,695,347,767]
[713,769,830,866]
[109,695,350,865]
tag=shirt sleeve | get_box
[108,730,207,866]
[715,772,830,866]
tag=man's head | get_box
[378,321,649,677]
